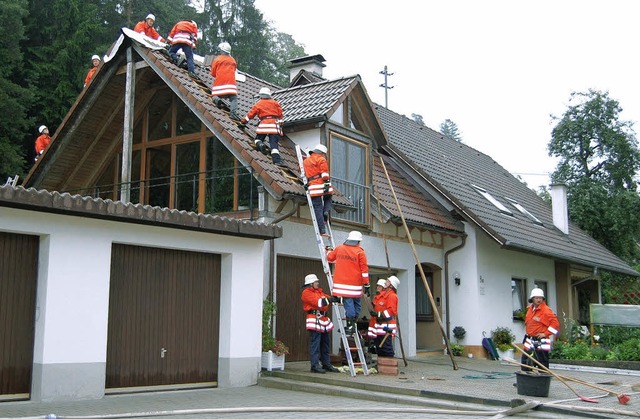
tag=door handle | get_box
[160,347,167,358]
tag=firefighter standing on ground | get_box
[303,144,333,235]
[133,14,165,42]
[326,230,370,335]
[84,55,100,87]
[521,288,559,370]
[301,274,340,374]
[167,20,198,78]
[34,125,51,160]
[210,42,240,120]
[370,276,399,357]
[367,279,388,345]
[241,87,285,167]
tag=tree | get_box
[411,113,425,126]
[0,0,31,179]
[440,119,462,142]
[549,89,640,264]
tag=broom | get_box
[511,343,599,403]
[503,356,631,405]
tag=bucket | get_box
[515,371,552,397]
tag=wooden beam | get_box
[120,46,136,202]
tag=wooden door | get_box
[106,244,220,388]
[275,255,325,361]
[0,232,39,397]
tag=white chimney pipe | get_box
[549,183,569,234]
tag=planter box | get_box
[497,348,515,364]
[261,351,285,371]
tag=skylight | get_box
[471,185,512,215]
[506,198,543,225]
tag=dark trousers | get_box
[309,330,331,368]
[256,134,281,163]
[311,195,332,233]
[375,334,395,357]
[520,348,549,371]
[168,44,194,73]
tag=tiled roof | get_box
[0,185,281,239]
[23,30,462,234]
[376,105,637,276]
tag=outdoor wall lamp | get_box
[453,272,461,286]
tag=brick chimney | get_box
[550,183,569,234]
[288,54,326,82]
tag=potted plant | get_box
[491,326,516,361]
[512,309,526,321]
[448,326,466,356]
[261,297,289,371]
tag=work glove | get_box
[383,326,391,333]
[320,297,329,307]
[330,296,342,304]
[303,183,309,190]
[363,284,371,297]
[369,310,377,317]
[323,182,330,194]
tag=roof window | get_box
[471,185,512,215]
[506,197,543,225]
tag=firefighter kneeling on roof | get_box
[301,274,340,373]
[368,276,399,357]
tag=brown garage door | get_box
[275,255,325,361]
[106,244,220,389]
[0,232,39,397]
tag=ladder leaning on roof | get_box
[295,144,369,377]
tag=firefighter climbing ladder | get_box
[295,145,369,377]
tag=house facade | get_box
[6,29,635,401]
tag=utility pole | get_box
[379,65,394,108]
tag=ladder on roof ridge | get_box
[295,144,369,377]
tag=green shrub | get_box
[606,338,640,361]
[491,326,516,351]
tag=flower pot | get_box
[261,351,285,371]
[497,348,515,363]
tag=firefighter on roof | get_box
[133,14,165,43]
[210,42,240,120]
[34,125,50,161]
[167,20,198,78]
[84,55,100,88]
[241,87,286,167]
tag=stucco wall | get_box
[0,207,265,401]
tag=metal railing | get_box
[331,177,368,225]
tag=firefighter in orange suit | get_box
[326,231,369,335]
[521,288,559,370]
[371,276,399,357]
[34,125,51,160]
[210,42,239,120]
[301,274,340,373]
[84,55,100,88]
[303,144,333,235]
[167,20,198,77]
[368,279,388,342]
[133,14,165,42]
[241,87,285,167]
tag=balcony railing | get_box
[331,177,368,225]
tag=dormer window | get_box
[506,198,543,225]
[471,184,512,215]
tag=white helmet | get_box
[38,125,47,133]
[145,14,155,21]
[312,144,327,154]
[259,87,272,98]
[218,42,231,53]
[346,231,363,242]
[376,278,387,287]
[529,288,545,300]
[388,275,400,290]
[91,54,100,61]
[304,273,319,286]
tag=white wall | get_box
[0,207,265,400]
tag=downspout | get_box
[444,236,466,341]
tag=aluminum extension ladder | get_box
[295,145,369,377]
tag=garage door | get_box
[0,232,39,398]
[106,244,220,389]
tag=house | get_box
[6,28,635,401]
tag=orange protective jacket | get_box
[210,54,237,96]
[368,288,398,337]
[84,67,97,87]
[301,286,334,333]
[242,98,283,135]
[303,152,333,197]
[134,21,165,42]
[167,21,197,48]
[524,302,559,351]
[35,134,51,154]
[326,243,369,297]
